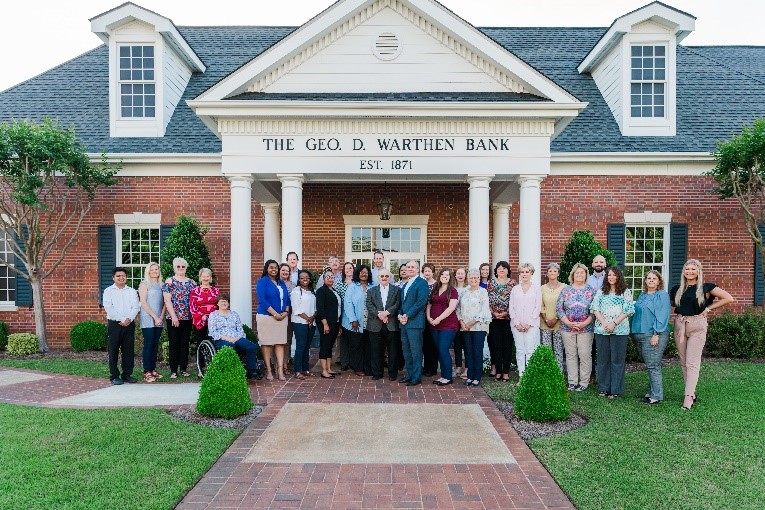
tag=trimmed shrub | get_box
[0,320,9,350]
[70,321,108,352]
[197,346,253,419]
[515,346,571,422]
[7,333,40,356]
[706,309,765,359]
[559,229,617,283]
[159,215,214,285]
[242,324,262,358]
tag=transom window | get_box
[119,45,156,118]
[118,227,160,289]
[624,225,669,292]
[348,226,425,278]
[630,45,666,118]
[0,232,16,304]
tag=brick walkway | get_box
[0,368,112,407]
[180,374,574,510]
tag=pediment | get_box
[197,0,577,103]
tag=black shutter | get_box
[754,225,765,305]
[98,225,116,306]
[607,223,626,268]
[13,227,32,307]
[160,224,174,249]
[668,223,688,290]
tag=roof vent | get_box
[373,33,402,61]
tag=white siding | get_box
[591,45,622,128]
[163,46,192,131]
[263,7,509,93]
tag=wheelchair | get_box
[196,337,264,380]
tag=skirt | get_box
[256,313,289,345]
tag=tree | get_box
[707,118,765,282]
[0,118,118,351]
[559,229,617,281]
[159,215,213,284]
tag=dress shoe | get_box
[110,378,124,385]
[399,377,411,384]
[388,375,397,381]
[372,375,382,381]
[406,380,421,386]
[122,376,138,384]
[434,379,453,386]
[354,371,365,376]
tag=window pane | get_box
[644,46,653,57]
[120,46,130,57]
[655,46,665,56]
[631,46,641,57]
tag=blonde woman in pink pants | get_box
[669,259,733,410]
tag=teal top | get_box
[631,290,671,335]
[590,289,634,335]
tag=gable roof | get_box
[0,25,763,155]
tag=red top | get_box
[189,285,220,330]
[428,287,459,331]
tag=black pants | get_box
[370,328,400,378]
[348,329,371,374]
[422,325,438,375]
[490,318,514,374]
[453,330,466,368]
[107,320,135,380]
[167,319,192,374]
[319,322,340,359]
[192,324,209,346]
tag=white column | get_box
[467,175,492,270]
[492,204,511,265]
[229,174,253,327]
[278,174,304,262]
[261,203,281,263]
[518,175,544,285]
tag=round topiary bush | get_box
[7,333,39,356]
[0,320,9,350]
[197,346,253,419]
[70,321,108,352]
[515,346,571,422]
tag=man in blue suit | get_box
[398,260,430,386]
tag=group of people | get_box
[102,250,734,409]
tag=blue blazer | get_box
[255,276,291,315]
[399,276,429,329]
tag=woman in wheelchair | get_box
[207,293,261,379]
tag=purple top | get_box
[429,287,459,331]
[555,284,597,333]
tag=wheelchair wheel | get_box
[196,339,217,378]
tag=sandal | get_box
[151,371,163,379]
[265,369,274,381]
[181,371,190,378]
[295,373,306,380]
[143,372,156,383]
[170,373,178,379]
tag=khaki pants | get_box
[674,315,707,397]
[562,331,593,388]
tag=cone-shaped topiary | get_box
[70,321,108,352]
[197,346,253,419]
[559,229,617,283]
[159,215,214,285]
[515,346,571,422]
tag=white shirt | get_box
[103,284,140,322]
[290,287,316,325]
[379,283,389,308]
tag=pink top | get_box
[509,283,542,328]
[428,287,459,331]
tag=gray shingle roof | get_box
[1,25,763,154]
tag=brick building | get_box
[1,0,763,347]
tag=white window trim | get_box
[114,214,162,288]
[0,223,17,309]
[621,33,676,136]
[343,215,429,265]
[624,211,672,290]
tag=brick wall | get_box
[0,175,752,348]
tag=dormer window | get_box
[630,45,666,118]
[119,45,156,118]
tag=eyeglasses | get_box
[379,275,390,279]
[176,265,186,268]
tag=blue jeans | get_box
[400,326,424,382]
[293,323,314,373]
[141,326,162,373]
[214,338,259,371]
[432,329,457,380]
[463,331,487,382]
[634,331,669,401]
[595,334,628,395]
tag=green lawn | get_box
[0,404,237,510]
[0,358,201,382]
[485,362,765,510]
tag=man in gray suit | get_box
[398,260,430,386]
[366,268,402,381]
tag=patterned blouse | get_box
[456,287,492,332]
[207,309,246,341]
[189,285,220,330]
[555,284,597,333]
[590,289,635,336]
[162,277,197,321]
[487,278,516,317]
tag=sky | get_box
[1,0,764,92]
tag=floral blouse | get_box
[555,284,597,333]
[207,310,245,341]
[456,287,492,332]
[487,278,516,318]
[189,285,220,330]
[590,289,635,336]
[162,277,197,321]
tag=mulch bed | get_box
[495,401,588,441]
[169,405,264,430]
